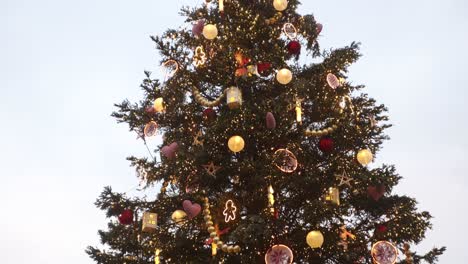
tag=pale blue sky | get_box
[1,0,467,263]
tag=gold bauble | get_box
[171,210,187,225]
[357,149,373,166]
[228,135,245,153]
[203,24,218,40]
[276,68,293,85]
[154,97,165,112]
[306,231,324,248]
[273,0,288,11]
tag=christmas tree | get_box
[87,0,445,263]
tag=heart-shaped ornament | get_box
[161,142,179,159]
[367,185,386,201]
[182,200,201,219]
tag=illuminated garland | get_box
[192,85,226,107]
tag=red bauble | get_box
[257,62,272,74]
[203,108,217,123]
[287,40,301,55]
[118,209,133,225]
[318,137,334,152]
[376,224,388,233]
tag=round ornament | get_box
[357,149,373,166]
[273,0,288,11]
[203,108,217,123]
[371,241,398,264]
[203,24,218,40]
[306,231,324,248]
[144,121,158,137]
[171,210,187,225]
[118,209,133,225]
[287,41,301,56]
[326,73,340,89]
[318,137,334,152]
[273,149,298,173]
[161,59,179,79]
[276,68,293,85]
[228,135,245,153]
[154,97,165,112]
[265,244,293,264]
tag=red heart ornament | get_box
[367,185,386,201]
[182,200,201,219]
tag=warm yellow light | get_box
[212,242,217,256]
[295,99,302,123]
[222,199,237,223]
[219,0,224,12]
[154,97,165,112]
[357,149,373,166]
[276,68,293,85]
[228,135,245,153]
[226,86,242,109]
[306,231,324,248]
[171,210,187,225]
[203,24,218,40]
[273,0,288,11]
[155,249,161,264]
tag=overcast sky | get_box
[1,0,467,263]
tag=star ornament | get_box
[193,130,204,146]
[203,162,221,178]
[335,170,352,188]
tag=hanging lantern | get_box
[171,210,187,225]
[226,86,242,109]
[273,0,288,11]
[228,135,245,153]
[203,24,218,40]
[142,212,158,232]
[357,149,373,166]
[306,231,324,248]
[276,68,293,85]
[325,187,340,205]
[154,97,165,112]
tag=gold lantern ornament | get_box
[306,231,324,248]
[273,0,288,11]
[228,135,245,153]
[325,187,340,205]
[226,86,242,109]
[357,149,373,166]
[171,210,187,225]
[154,97,165,113]
[142,212,157,232]
[276,68,293,85]
[203,24,218,40]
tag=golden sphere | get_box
[357,149,373,165]
[228,135,245,153]
[154,97,165,112]
[171,210,187,225]
[222,244,229,252]
[233,245,241,253]
[306,231,324,248]
[207,226,215,233]
[276,68,293,85]
[203,24,218,40]
[217,241,224,247]
[273,0,288,11]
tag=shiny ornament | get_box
[228,135,245,153]
[273,0,288,11]
[306,231,324,248]
[371,241,398,264]
[316,23,323,35]
[273,149,298,173]
[182,200,202,219]
[265,244,293,264]
[171,210,187,225]
[257,62,272,75]
[326,73,340,89]
[226,86,242,109]
[282,23,297,39]
[357,149,373,165]
[118,209,133,225]
[266,112,277,129]
[192,20,205,37]
[287,41,301,56]
[161,59,179,79]
[203,108,217,123]
[153,97,165,112]
[276,68,293,85]
[203,24,218,40]
[325,187,340,205]
[318,137,334,152]
[161,142,179,159]
[144,121,158,137]
[141,212,157,232]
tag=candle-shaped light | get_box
[295,99,302,123]
[219,0,224,12]
[268,185,275,214]
[155,249,161,264]
[212,242,217,256]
